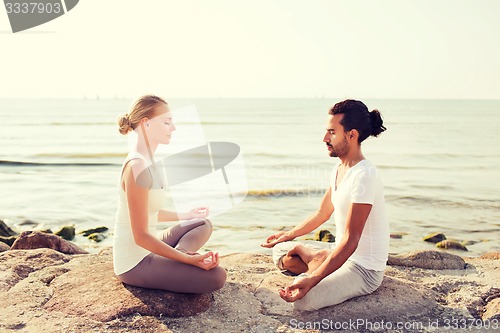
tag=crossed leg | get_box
[280,243,330,275]
[117,218,227,293]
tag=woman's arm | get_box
[123,160,217,270]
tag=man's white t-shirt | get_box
[331,159,389,271]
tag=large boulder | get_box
[0,248,71,292]
[388,250,466,270]
[11,231,87,255]
[44,253,213,321]
[0,248,214,332]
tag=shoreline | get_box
[1,219,498,259]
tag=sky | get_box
[1,0,499,99]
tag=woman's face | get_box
[147,103,176,145]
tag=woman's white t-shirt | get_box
[331,159,389,271]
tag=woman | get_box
[113,94,226,293]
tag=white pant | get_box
[272,241,384,311]
[293,260,384,311]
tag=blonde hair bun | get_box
[117,114,132,135]
[117,95,167,135]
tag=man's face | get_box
[323,114,349,158]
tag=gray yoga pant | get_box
[117,218,227,293]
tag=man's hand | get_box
[261,231,293,248]
[279,275,314,302]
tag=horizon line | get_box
[1,96,500,101]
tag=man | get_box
[261,99,389,311]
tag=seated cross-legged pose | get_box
[262,99,389,311]
[113,94,226,293]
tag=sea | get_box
[1,98,499,256]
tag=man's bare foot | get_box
[305,249,329,273]
[281,244,330,274]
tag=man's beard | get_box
[329,137,349,158]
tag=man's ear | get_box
[349,129,358,140]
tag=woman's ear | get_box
[141,117,150,127]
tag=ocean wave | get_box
[409,184,456,191]
[245,188,326,198]
[0,160,119,167]
[7,122,112,126]
[35,153,126,158]
[388,195,500,210]
[377,165,440,170]
[49,122,112,126]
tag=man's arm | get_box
[288,186,335,238]
[262,187,334,248]
[279,203,372,301]
[309,203,372,283]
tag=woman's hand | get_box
[183,251,220,270]
[261,231,293,248]
[185,206,209,219]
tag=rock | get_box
[0,236,17,247]
[436,240,468,251]
[39,229,53,234]
[88,233,106,242]
[54,225,75,241]
[483,297,500,320]
[11,231,88,255]
[479,252,500,260]
[0,220,17,237]
[0,241,10,252]
[390,233,403,239]
[461,240,480,246]
[44,255,213,321]
[314,229,335,242]
[467,287,500,320]
[0,248,71,292]
[19,219,38,226]
[423,232,446,243]
[80,227,108,237]
[388,250,466,270]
